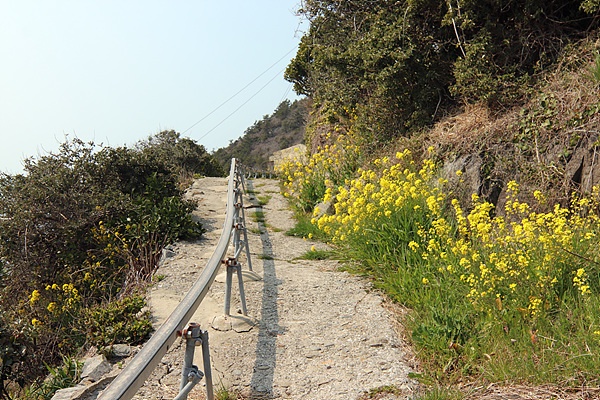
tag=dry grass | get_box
[463,383,600,400]
[422,32,600,212]
[429,103,497,152]
[429,34,600,155]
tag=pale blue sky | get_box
[0,1,305,174]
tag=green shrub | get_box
[136,130,225,179]
[86,295,153,348]
[0,133,212,394]
[23,356,82,400]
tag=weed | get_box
[251,210,266,224]
[358,384,403,399]
[297,248,336,260]
[23,356,82,400]
[256,195,272,206]
[214,385,238,400]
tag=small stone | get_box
[50,385,86,400]
[110,344,131,358]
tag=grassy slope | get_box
[285,33,600,400]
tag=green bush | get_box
[86,295,152,348]
[0,133,215,395]
[136,130,225,181]
[287,0,600,142]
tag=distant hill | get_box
[212,98,309,171]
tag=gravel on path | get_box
[128,177,418,400]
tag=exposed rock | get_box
[314,200,334,218]
[269,144,307,171]
[51,372,117,400]
[80,355,111,383]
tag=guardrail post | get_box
[233,183,253,272]
[222,257,248,316]
[175,323,213,400]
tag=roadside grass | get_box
[297,248,337,260]
[282,150,600,398]
[251,210,266,224]
[256,194,272,206]
[285,211,329,241]
[416,387,463,400]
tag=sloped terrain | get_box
[212,99,309,172]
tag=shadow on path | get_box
[247,179,281,399]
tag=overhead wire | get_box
[181,47,296,135]
[195,66,286,142]
[278,83,293,105]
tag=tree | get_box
[286,0,600,143]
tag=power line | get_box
[196,66,286,142]
[278,83,293,105]
[181,48,296,135]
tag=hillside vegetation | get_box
[212,98,309,171]
[0,131,223,399]
[278,0,600,398]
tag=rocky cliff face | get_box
[438,126,600,214]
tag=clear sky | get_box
[0,1,305,174]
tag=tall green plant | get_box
[0,134,209,394]
[287,0,600,143]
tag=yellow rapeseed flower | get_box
[29,290,41,306]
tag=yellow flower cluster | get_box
[280,135,600,326]
[276,133,361,211]
[29,289,41,306]
[316,149,444,243]
[424,181,600,318]
[295,140,600,322]
[28,281,83,328]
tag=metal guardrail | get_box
[243,167,276,179]
[98,158,251,400]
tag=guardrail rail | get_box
[98,158,252,400]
